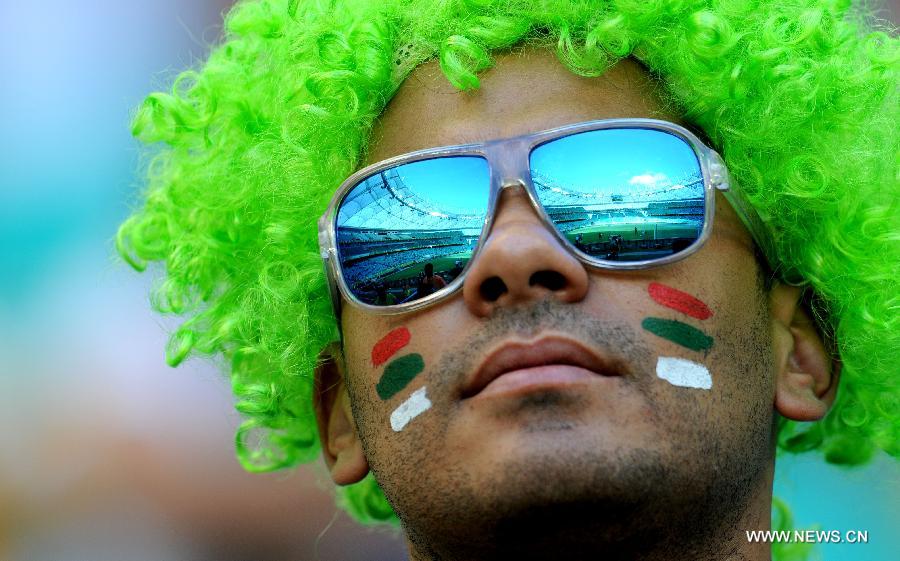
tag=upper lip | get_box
[461,336,627,398]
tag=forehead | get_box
[367,47,685,163]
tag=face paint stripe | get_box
[656,356,712,389]
[376,353,425,400]
[372,326,411,366]
[648,282,713,320]
[641,317,714,352]
[390,387,432,432]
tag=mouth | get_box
[461,336,627,399]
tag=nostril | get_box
[480,276,508,302]
[529,270,567,291]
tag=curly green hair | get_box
[118,0,897,531]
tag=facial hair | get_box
[349,298,775,561]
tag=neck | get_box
[405,469,775,561]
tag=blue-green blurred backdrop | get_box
[0,2,896,560]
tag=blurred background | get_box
[0,1,897,560]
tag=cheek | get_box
[371,326,412,367]
[344,321,435,435]
[707,262,775,390]
[636,279,774,455]
[639,278,771,398]
[640,282,717,390]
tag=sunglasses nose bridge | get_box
[487,137,532,187]
[485,137,537,221]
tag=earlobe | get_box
[313,344,370,485]
[770,284,840,421]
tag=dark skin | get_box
[315,47,838,561]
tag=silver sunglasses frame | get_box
[318,118,774,320]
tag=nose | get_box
[462,185,590,317]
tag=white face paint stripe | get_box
[656,356,712,390]
[390,386,432,432]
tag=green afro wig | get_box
[118,0,898,528]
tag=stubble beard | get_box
[350,299,775,561]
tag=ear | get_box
[769,284,840,421]
[313,343,370,485]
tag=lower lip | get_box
[473,365,610,399]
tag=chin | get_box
[385,402,768,561]
[396,444,687,561]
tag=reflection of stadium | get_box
[532,169,704,230]
[337,166,705,302]
[533,171,705,260]
[337,167,484,230]
[338,227,475,290]
[337,168,482,301]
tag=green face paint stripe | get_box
[376,353,425,400]
[641,317,714,352]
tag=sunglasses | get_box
[318,119,773,318]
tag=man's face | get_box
[333,48,778,558]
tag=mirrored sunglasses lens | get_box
[530,128,705,262]
[336,156,490,306]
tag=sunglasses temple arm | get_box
[719,188,776,263]
[318,217,346,333]
[709,155,785,282]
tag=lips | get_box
[461,336,627,399]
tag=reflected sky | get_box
[397,156,490,214]
[530,128,703,202]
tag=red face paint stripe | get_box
[372,327,411,367]
[648,282,713,320]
